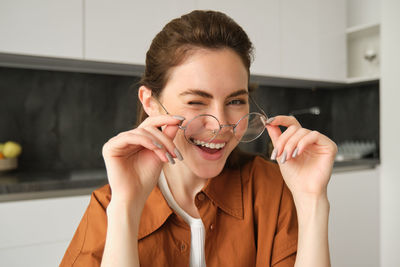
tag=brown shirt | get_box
[60,156,298,266]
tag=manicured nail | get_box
[280,150,287,164]
[153,140,163,149]
[174,148,183,161]
[172,115,185,121]
[260,116,267,126]
[266,117,275,124]
[270,148,278,160]
[166,152,175,164]
[292,147,299,158]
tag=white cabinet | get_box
[197,0,281,77]
[0,0,347,81]
[280,0,318,79]
[346,0,380,81]
[347,0,381,28]
[84,0,196,65]
[328,168,380,267]
[0,0,83,59]
[280,0,346,81]
[0,195,91,267]
[85,0,346,80]
[191,0,346,80]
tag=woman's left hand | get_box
[265,115,338,199]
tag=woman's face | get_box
[158,48,249,178]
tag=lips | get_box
[191,138,227,149]
[187,137,227,160]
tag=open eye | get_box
[228,99,247,105]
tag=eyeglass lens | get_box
[184,113,267,144]
[183,115,221,144]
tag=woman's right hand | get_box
[102,115,184,206]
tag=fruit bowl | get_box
[0,158,18,172]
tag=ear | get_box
[138,86,159,116]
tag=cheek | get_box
[234,119,248,139]
[227,138,240,153]
[174,130,189,150]
[229,116,249,143]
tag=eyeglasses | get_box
[152,92,269,145]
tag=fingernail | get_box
[166,152,175,164]
[280,150,287,164]
[292,147,299,158]
[260,116,267,125]
[172,115,185,121]
[266,117,275,124]
[270,148,277,160]
[152,140,163,149]
[174,148,183,161]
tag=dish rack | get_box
[335,140,377,161]
[0,158,18,172]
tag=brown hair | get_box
[137,10,256,168]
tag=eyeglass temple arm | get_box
[151,96,170,115]
[248,94,268,119]
[151,96,186,128]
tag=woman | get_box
[61,10,337,267]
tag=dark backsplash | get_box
[240,82,380,156]
[0,67,139,171]
[0,67,379,171]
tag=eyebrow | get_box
[179,89,248,99]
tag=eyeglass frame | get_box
[152,91,269,144]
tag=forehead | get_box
[162,48,249,98]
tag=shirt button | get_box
[210,224,215,231]
[180,242,187,252]
[197,193,205,201]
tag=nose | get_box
[211,104,230,125]
[210,105,235,134]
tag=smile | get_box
[192,138,226,149]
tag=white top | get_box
[158,170,207,267]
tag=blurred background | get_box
[0,0,399,266]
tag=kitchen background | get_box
[0,67,379,171]
[1,0,399,266]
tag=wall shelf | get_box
[347,22,380,80]
[346,75,379,84]
[346,22,380,40]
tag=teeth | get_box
[193,138,226,149]
[215,143,224,149]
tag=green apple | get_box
[0,143,4,153]
[3,141,22,158]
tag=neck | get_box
[162,161,209,218]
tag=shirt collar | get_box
[138,185,173,240]
[202,166,244,219]
[138,165,244,240]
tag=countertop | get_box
[0,169,108,202]
[0,158,380,202]
[332,158,380,173]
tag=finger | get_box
[142,126,180,159]
[279,128,310,163]
[140,114,185,128]
[162,124,180,141]
[268,125,300,157]
[132,131,171,162]
[104,130,168,163]
[267,115,301,128]
[265,124,282,147]
[297,130,338,156]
